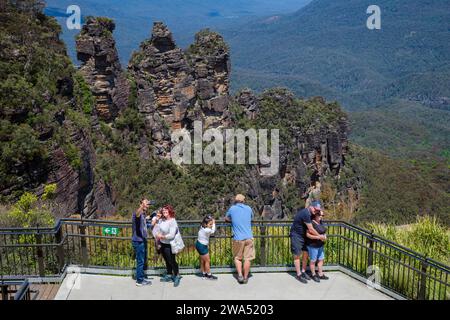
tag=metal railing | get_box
[0,218,449,300]
[0,279,32,300]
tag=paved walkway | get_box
[55,271,392,300]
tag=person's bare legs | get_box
[243,260,251,279]
[199,256,204,274]
[309,260,317,276]
[235,258,243,278]
[293,255,301,276]
[317,259,324,276]
[301,251,309,273]
[204,254,211,274]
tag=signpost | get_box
[102,226,120,236]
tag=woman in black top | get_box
[306,212,329,282]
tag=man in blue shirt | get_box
[225,194,254,284]
[290,200,326,283]
[132,198,152,286]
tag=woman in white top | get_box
[195,215,217,280]
[155,205,181,287]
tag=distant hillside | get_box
[350,100,450,159]
[225,0,450,110]
[341,144,450,226]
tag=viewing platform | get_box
[1,219,449,300]
[55,270,393,300]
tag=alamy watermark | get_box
[66,5,81,30]
[367,5,381,30]
[171,121,280,177]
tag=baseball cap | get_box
[310,200,322,210]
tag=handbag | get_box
[170,227,185,254]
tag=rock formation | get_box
[128,22,231,158]
[232,89,348,219]
[42,130,115,218]
[76,17,129,122]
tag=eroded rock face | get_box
[43,122,116,218]
[76,17,129,122]
[128,22,231,158]
[233,89,349,219]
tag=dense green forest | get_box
[0,0,449,233]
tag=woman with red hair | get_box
[155,205,181,287]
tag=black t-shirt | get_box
[306,221,327,247]
[290,208,312,237]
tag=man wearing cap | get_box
[225,194,255,284]
[132,198,151,287]
[290,200,326,283]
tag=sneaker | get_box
[136,280,151,287]
[173,275,181,287]
[319,274,329,280]
[296,274,307,284]
[312,275,320,283]
[206,274,218,280]
[237,275,245,284]
[160,274,174,282]
[243,278,248,284]
[201,273,208,280]
[301,272,311,281]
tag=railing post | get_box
[367,232,374,274]
[260,222,266,267]
[1,284,8,301]
[55,225,65,272]
[35,231,45,277]
[79,224,88,267]
[418,259,428,300]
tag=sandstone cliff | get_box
[76,17,129,122]
[128,22,231,158]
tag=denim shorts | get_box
[307,245,325,262]
[195,240,209,256]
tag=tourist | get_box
[305,181,321,208]
[225,194,255,284]
[156,205,182,287]
[195,215,218,280]
[306,211,329,282]
[132,198,152,286]
[149,208,163,263]
[290,200,326,283]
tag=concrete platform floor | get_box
[55,271,392,300]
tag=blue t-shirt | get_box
[290,208,312,237]
[226,203,254,240]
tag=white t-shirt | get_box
[197,223,216,245]
[159,218,178,244]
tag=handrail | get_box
[1,218,445,268]
[1,218,448,300]
[13,279,30,300]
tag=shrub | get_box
[6,191,54,228]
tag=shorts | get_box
[195,240,209,256]
[307,245,325,262]
[232,239,255,261]
[290,233,308,256]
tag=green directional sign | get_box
[102,226,120,236]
